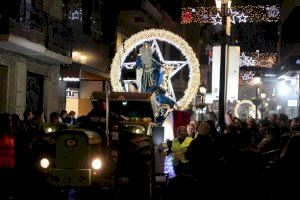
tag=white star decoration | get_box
[69,9,82,21]
[212,13,222,25]
[236,12,249,23]
[122,39,188,102]
[241,71,254,81]
[230,10,239,24]
[240,53,256,67]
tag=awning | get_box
[277,55,300,78]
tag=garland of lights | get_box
[234,100,261,120]
[240,52,277,68]
[110,29,201,110]
[208,49,277,68]
[182,5,280,24]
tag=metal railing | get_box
[1,1,72,57]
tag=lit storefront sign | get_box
[288,100,298,107]
[66,88,79,98]
[59,77,80,82]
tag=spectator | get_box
[171,126,193,176]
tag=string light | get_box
[110,29,201,110]
[181,5,280,24]
[240,52,277,68]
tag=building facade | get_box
[0,0,72,118]
[277,0,300,118]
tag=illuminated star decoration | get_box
[121,39,188,102]
[236,12,249,23]
[240,52,256,67]
[111,29,200,110]
[181,5,280,24]
[211,13,222,25]
[68,9,82,21]
[241,71,254,81]
[230,10,239,24]
[266,5,280,18]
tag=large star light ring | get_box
[110,29,200,110]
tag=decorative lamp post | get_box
[253,74,262,120]
[215,0,232,134]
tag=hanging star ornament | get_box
[240,53,256,67]
[241,71,254,81]
[212,13,222,26]
[230,10,239,24]
[236,12,249,23]
[69,9,82,21]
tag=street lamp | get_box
[253,74,261,120]
[215,0,231,134]
[199,86,207,95]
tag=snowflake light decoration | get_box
[266,5,280,18]
[110,29,201,110]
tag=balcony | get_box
[0,1,72,63]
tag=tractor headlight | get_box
[40,158,50,169]
[133,126,145,134]
[92,159,102,170]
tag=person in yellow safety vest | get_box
[171,126,193,176]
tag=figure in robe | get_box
[135,43,163,92]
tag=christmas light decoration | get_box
[68,3,82,21]
[181,5,280,24]
[240,52,256,67]
[110,29,201,110]
[164,154,175,178]
[240,52,277,68]
[182,10,193,24]
[240,71,255,81]
[236,12,249,23]
[234,99,261,119]
[212,13,222,25]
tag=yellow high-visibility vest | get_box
[171,137,193,165]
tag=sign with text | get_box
[66,88,79,98]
